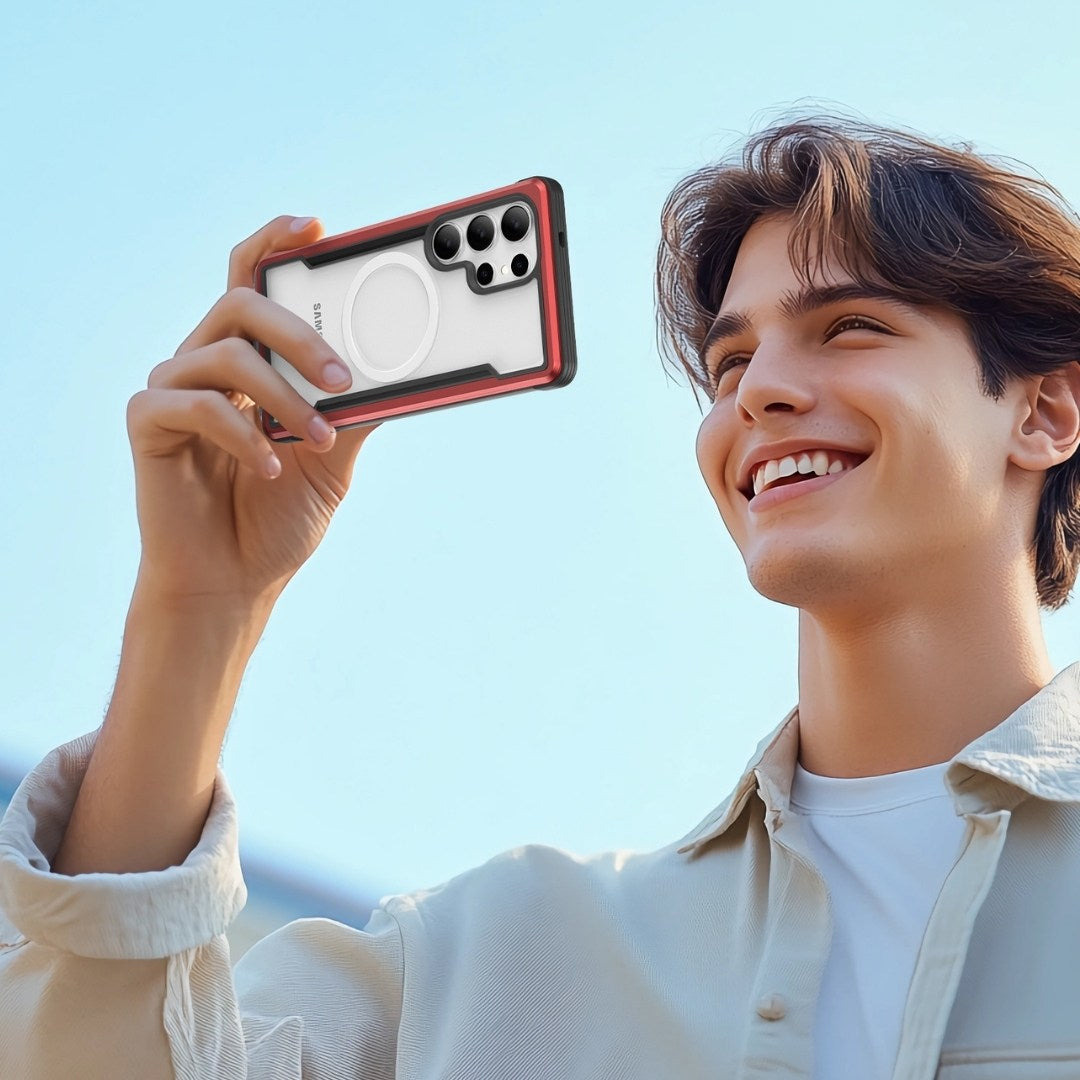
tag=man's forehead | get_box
[725,213,849,296]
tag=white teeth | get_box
[751,451,859,497]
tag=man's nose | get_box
[732,342,816,419]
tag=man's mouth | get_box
[742,451,869,502]
[745,457,868,511]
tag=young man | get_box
[2,113,1079,1079]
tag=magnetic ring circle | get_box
[341,252,439,384]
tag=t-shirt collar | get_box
[676,659,1080,857]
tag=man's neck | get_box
[794,565,1056,778]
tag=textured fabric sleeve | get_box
[0,729,405,1079]
[233,913,403,1079]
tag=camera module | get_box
[502,205,530,242]
[466,214,495,251]
[476,262,494,286]
[510,253,529,277]
[433,223,460,261]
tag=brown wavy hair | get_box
[655,109,1080,612]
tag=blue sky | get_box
[3,0,1079,903]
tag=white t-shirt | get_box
[789,759,969,1080]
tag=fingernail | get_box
[291,216,317,232]
[323,360,351,388]
[308,414,334,443]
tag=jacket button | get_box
[755,994,787,1021]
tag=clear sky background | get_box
[2,0,1079,905]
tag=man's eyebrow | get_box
[700,282,916,363]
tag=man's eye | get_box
[707,315,886,389]
[711,354,748,381]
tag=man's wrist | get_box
[128,573,279,646]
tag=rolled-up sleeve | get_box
[0,730,404,1080]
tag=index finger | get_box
[227,215,325,291]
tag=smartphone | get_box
[253,176,576,441]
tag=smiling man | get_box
[696,214,1062,777]
[2,112,1080,1079]
[656,116,1080,1077]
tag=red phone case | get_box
[254,176,576,440]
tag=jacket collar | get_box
[676,659,1080,857]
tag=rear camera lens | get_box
[433,223,460,260]
[466,214,495,251]
[511,253,529,277]
[476,262,494,285]
[501,205,530,241]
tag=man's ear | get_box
[1010,360,1080,474]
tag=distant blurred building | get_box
[0,757,378,961]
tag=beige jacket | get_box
[2,660,1080,1079]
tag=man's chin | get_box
[743,550,872,612]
